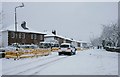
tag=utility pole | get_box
[14,3,24,46]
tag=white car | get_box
[58,43,76,56]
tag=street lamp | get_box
[14,3,24,45]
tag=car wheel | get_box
[2,53,5,58]
[72,50,75,55]
[58,52,62,56]
[68,51,72,56]
[73,51,76,55]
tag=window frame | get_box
[11,32,15,38]
[22,33,25,39]
[31,34,34,39]
[19,33,22,39]
[34,34,37,39]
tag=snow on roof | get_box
[44,31,89,43]
[61,43,71,45]
[45,34,56,37]
[65,37,72,41]
[40,41,51,43]
[45,31,65,39]
[71,39,77,42]
[1,25,46,35]
[77,40,89,43]
[45,31,74,41]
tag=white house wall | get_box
[2,31,8,47]
[71,41,77,47]
[44,37,54,42]
[81,43,88,48]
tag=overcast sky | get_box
[2,2,118,42]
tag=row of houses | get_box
[0,25,89,48]
[44,32,89,48]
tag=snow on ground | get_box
[2,49,118,75]
[0,59,2,76]
[37,49,118,75]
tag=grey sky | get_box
[2,2,118,42]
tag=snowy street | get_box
[2,49,118,75]
[1,2,120,76]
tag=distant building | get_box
[71,40,78,47]
[44,32,65,45]
[72,40,89,48]
[44,31,73,45]
[44,31,89,49]
[0,25,46,47]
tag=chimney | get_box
[21,21,29,30]
[52,30,56,35]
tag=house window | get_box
[22,33,25,39]
[40,35,43,40]
[11,32,15,38]
[31,34,34,39]
[31,34,37,39]
[34,34,37,39]
[19,33,22,38]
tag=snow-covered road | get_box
[2,49,118,75]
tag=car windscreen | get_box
[39,43,51,48]
[60,45,69,48]
[53,44,59,47]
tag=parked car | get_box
[58,43,76,56]
[39,42,52,48]
[51,43,60,51]
[0,48,5,58]
[19,44,39,49]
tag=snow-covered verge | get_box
[2,49,118,75]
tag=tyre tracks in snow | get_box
[3,55,58,75]
[17,56,67,75]
[3,55,67,75]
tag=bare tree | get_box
[101,23,118,47]
[91,23,118,47]
[0,12,1,24]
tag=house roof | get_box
[44,31,89,43]
[61,43,71,45]
[65,37,72,41]
[44,31,65,39]
[77,40,89,43]
[45,34,71,40]
[1,25,46,35]
[45,32,75,42]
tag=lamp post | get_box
[15,3,24,45]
